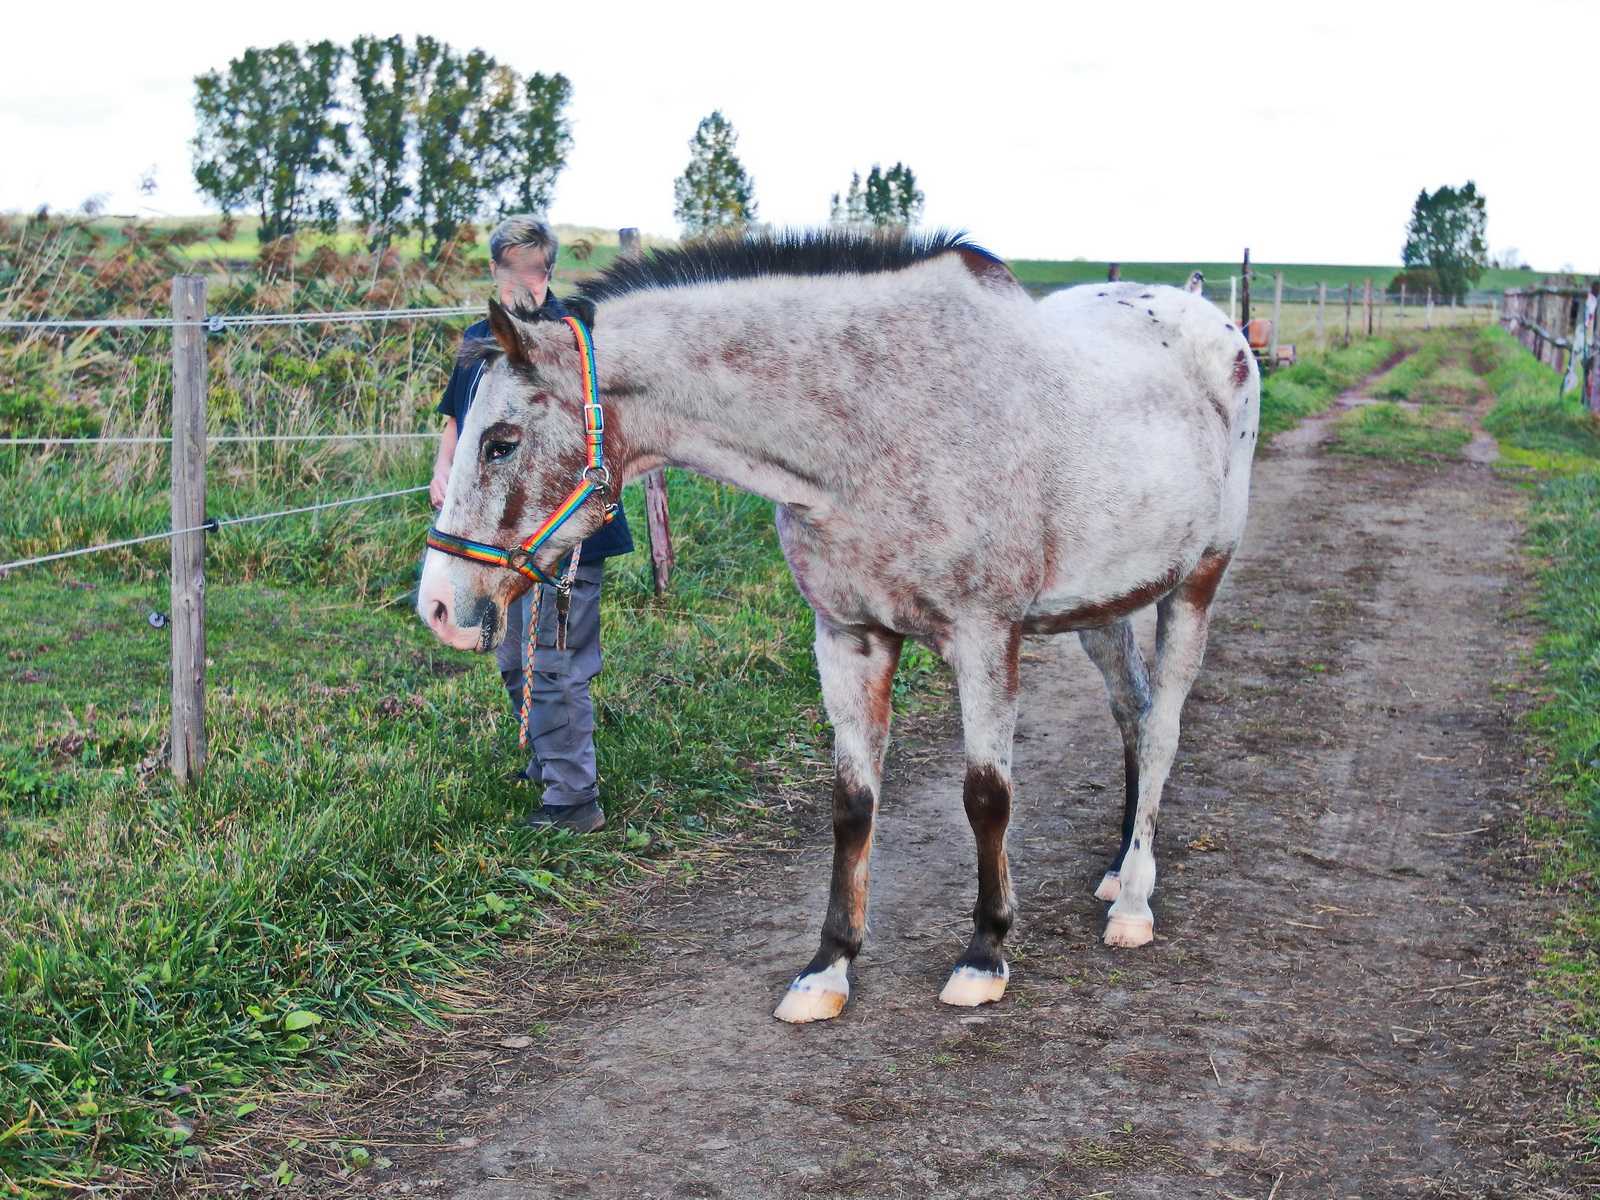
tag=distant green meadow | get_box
[75,216,1553,295]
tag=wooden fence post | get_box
[1376,283,1384,335]
[620,228,673,593]
[1364,277,1373,337]
[1269,269,1283,366]
[1585,284,1600,415]
[1317,281,1326,348]
[1399,283,1406,327]
[1344,282,1353,347]
[1425,287,1433,331]
[1107,263,1121,282]
[170,276,208,787]
[1240,248,1251,330]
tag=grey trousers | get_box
[495,561,605,807]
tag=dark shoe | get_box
[507,767,533,785]
[519,800,606,834]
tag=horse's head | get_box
[418,300,615,652]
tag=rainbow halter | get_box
[425,315,616,747]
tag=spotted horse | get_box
[417,229,1260,1023]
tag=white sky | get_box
[2,0,1594,269]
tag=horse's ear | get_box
[564,296,597,328]
[487,298,531,366]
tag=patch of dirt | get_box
[276,409,1590,1198]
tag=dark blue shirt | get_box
[438,303,633,564]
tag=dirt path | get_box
[357,413,1586,1199]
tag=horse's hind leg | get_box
[1078,618,1152,903]
[939,621,1023,1008]
[774,621,903,1024]
[1103,553,1231,948]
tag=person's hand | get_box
[430,469,450,509]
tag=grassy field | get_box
[71,215,1567,297]
[1417,327,1600,1134]
[0,468,879,1190]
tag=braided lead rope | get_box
[520,583,542,749]
[517,545,583,750]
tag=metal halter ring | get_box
[581,464,612,492]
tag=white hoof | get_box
[1104,914,1154,948]
[774,985,847,1024]
[774,960,850,1024]
[1094,871,1122,902]
[938,963,1009,1007]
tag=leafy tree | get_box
[196,37,573,260]
[1401,182,1488,301]
[831,163,924,231]
[829,172,867,231]
[865,163,923,228]
[192,41,349,244]
[345,35,416,253]
[493,71,574,218]
[410,38,505,259]
[673,111,757,238]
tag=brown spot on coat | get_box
[1023,567,1184,633]
[497,483,528,532]
[1180,550,1232,609]
[953,247,1022,291]
[1231,348,1251,389]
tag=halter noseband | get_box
[425,315,615,589]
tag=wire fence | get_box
[1,300,449,577]
[0,484,431,573]
[0,304,478,331]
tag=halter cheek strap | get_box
[425,316,614,586]
[425,315,616,747]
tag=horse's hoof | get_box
[938,964,1008,1007]
[775,962,849,1024]
[774,982,847,1024]
[1104,915,1154,948]
[1094,872,1122,902]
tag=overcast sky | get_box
[3,0,1594,269]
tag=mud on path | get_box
[350,414,1587,1199]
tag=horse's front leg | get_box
[773,620,903,1024]
[940,621,1023,1007]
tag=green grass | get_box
[1256,337,1393,442]
[1480,327,1600,464]
[0,471,916,1191]
[1471,331,1600,1137]
[1366,329,1484,404]
[1328,402,1472,462]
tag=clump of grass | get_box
[1257,337,1392,441]
[1479,326,1600,464]
[1329,402,1472,462]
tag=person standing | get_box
[430,216,634,833]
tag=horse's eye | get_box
[484,440,519,462]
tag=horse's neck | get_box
[602,296,867,508]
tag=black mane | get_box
[576,228,1006,304]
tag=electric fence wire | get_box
[0,433,437,446]
[0,304,479,331]
[0,485,431,575]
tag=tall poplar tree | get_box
[192,41,348,244]
[1401,182,1489,301]
[345,35,415,253]
[673,111,757,238]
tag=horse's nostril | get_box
[432,600,449,627]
